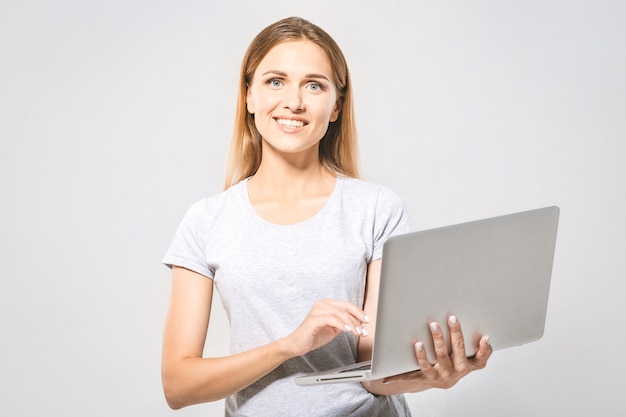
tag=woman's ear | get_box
[330,99,342,122]
[246,87,255,114]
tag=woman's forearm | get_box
[361,378,430,396]
[162,337,295,409]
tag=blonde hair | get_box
[224,16,360,189]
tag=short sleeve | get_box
[162,199,214,279]
[371,186,412,261]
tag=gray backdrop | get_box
[1,0,624,416]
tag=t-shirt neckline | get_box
[241,176,344,228]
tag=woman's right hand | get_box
[284,299,370,357]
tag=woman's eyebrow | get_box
[261,70,330,81]
[305,73,330,81]
[262,70,288,77]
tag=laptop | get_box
[295,206,560,385]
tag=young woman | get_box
[161,16,492,416]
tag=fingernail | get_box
[429,322,439,332]
[355,326,362,335]
[415,341,424,352]
[344,324,352,332]
[485,335,491,346]
[449,315,457,325]
[363,314,371,323]
[361,328,369,337]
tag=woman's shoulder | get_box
[336,176,412,243]
[184,179,247,220]
[338,176,404,204]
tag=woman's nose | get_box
[283,87,304,112]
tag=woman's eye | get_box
[307,82,323,92]
[268,78,283,88]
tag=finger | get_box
[314,300,367,336]
[308,308,349,335]
[383,340,433,383]
[447,315,470,374]
[429,321,452,377]
[319,299,369,336]
[469,334,493,370]
[414,340,436,377]
[324,299,370,324]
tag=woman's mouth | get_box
[276,118,306,128]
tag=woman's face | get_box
[246,40,341,158]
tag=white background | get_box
[1,1,624,416]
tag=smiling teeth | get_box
[277,119,304,128]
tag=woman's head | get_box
[224,16,359,188]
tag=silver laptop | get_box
[295,206,560,385]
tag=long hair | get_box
[223,16,360,189]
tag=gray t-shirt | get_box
[163,177,413,417]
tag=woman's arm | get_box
[356,260,381,363]
[162,266,368,409]
[162,266,295,408]
[357,261,493,395]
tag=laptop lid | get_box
[296,206,560,385]
[370,205,560,378]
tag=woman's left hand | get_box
[381,315,492,389]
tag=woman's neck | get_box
[247,153,337,225]
[250,146,334,196]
